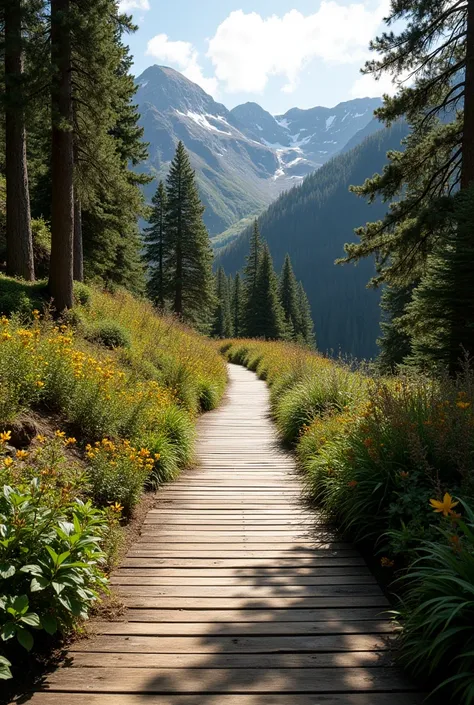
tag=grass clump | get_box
[85,320,131,350]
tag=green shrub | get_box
[0,462,110,674]
[73,282,92,308]
[394,502,474,703]
[140,431,180,487]
[85,439,152,516]
[155,404,195,467]
[0,277,47,318]
[86,320,131,349]
[31,219,51,279]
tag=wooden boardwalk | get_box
[28,364,421,704]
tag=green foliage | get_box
[279,254,300,339]
[144,181,167,309]
[242,219,262,337]
[395,504,474,703]
[252,244,285,340]
[231,272,243,337]
[0,276,46,318]
[31,218,51,279]
[86,320,131,350]
[0,471,109,660]
[296,281,315,348]
[85,439,151,516]
[377,284,414,373]
[212,267,233,338]
[163,142,215,327]
[73,281,92,308]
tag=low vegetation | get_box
[0,277,226,679]
[222,339,474,703]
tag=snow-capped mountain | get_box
[136,66,381,236]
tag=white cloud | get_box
[118,0,150,12]
[146,33,218,97]
[350,68,413,98]
[206,1,390,94]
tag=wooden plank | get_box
[67,650,392,669]
[70,634,395,653]
[114,567,372,577]
[122,608,386,622]
[26,693,422,704]
[93,620,394,636]
[111,573,374,585]
[121,596,391,609]
[40,667,415,693]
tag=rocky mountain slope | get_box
[135,65,381,235]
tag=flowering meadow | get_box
[0,278,227,680]
[222,339,474,704]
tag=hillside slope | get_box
[216,122,410,359]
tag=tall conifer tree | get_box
[253,243,285,340]
[212,266,233,338]
[144,180,167,308]
[232,271,243,337]
[165,141,214,325]
[279,253,300,339]
[341,0,474,372]
[297,281,315,347]
[243,219,262,336]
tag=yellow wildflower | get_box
[3,457,13,468]
[15,450,29,460]
[55,430,66,438]
[429,493,459,517]
[381,557,394,568]
[0,431,12,443]
[456,401,471,410]
[35,434,46,443]
[65,437,76,446]
[35,380,45,388]
[110,502,123,513]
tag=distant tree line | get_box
[211,220,315,345]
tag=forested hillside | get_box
[217,122,410,359]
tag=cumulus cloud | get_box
[118,0,150,12]
[146,33,218,97]
[206,1,390,94]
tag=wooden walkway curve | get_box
[28,364,422,704]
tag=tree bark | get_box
[49,0,74,311]
[4,0,35,281]
[73,198,84,282]
[461,0,474,189]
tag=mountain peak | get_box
[136,65,225,115]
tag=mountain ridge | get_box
[135,65,381,235]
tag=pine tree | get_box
[406,185,474,371]
[144,181,167,308]
[232,271,243,337]
[212,266,233,338]
[3,0,35,281]
[339,0,474,371]
[253,243,285,340]
[243,219,262,336]
[377,285,414,373]
[165,141,214,326]
[279,253,300,339]
[297,281,315,347]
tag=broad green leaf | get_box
[16,627,34,652]
[41,614,58,635]
[0,563,15,579]
[1,622,16,641]
[20,612,41,629]
[30,576,49,592]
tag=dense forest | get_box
[217,122,410,359]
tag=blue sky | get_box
[119,0,396,114]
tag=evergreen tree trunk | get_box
[49,0,74,311]
[4,0,35,281]
[73,198,84,282]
